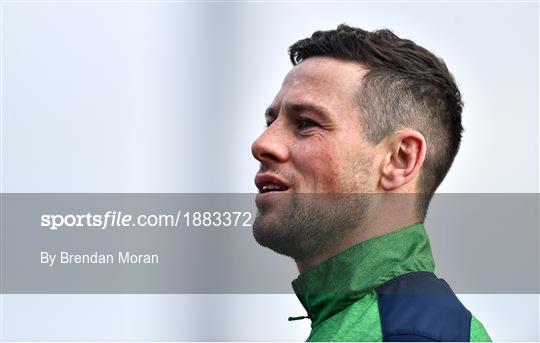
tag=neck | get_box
[295,195,420,274]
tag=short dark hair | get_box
[289,24,464,220]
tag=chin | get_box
[253,212,289,254]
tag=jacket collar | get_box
[291,223,435,327]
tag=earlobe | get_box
[378,131,426,191]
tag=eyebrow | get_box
[265,101,332,122]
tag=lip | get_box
[254,173,290,193]
[255,189,291,208]
[254,173,291,208]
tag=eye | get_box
[265,119,275,128]
[297,117,318,129]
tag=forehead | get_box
[273,57,368,113]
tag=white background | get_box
[1,1,538,341]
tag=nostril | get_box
[260,152,280,163]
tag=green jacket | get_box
[291,223,491,342]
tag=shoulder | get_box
[375,271,472,342]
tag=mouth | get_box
[254,174,290,194]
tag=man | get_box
[251,25,491,342]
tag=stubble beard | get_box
[253,192,372,261]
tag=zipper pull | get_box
[288,315,310,321]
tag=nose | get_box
[251,123,289,164]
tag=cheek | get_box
[292,143,344,191]
[292,138,375,193]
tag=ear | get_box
[379,130,427,191]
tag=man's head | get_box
[251,24,463,261]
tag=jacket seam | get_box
[375,271,436,293]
